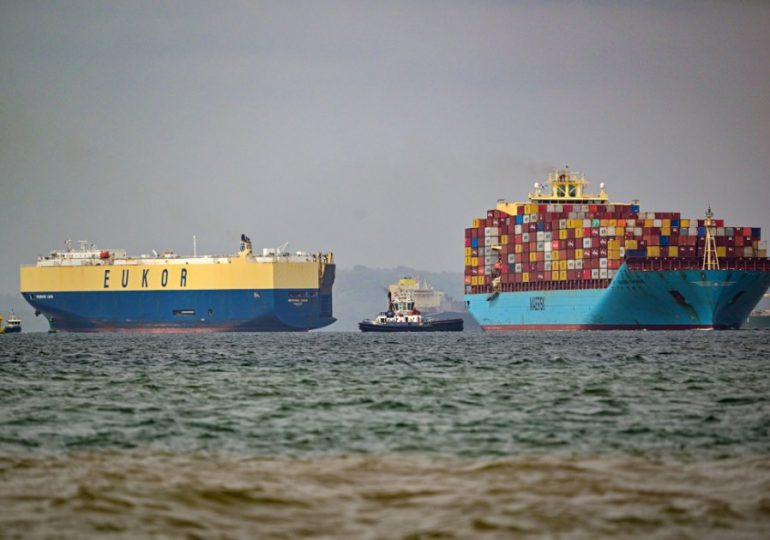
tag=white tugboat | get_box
[0,311,22,334]
[359,290,463,332]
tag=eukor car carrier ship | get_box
[464,167,770,330]
[20,235,336,332]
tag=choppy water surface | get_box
[1,331,769,538]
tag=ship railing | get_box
[468,279,611,295]
[624,257,770,272]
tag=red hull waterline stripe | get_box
[482,324,714,331]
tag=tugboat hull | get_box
[359,318,463,332]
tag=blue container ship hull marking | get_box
[466,265,770,330]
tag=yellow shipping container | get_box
[471,276,477,286]
[681,219,690,227]
[644,219,654,228]
[523,272,529,283]
[600,219,608,227]
[471,257,478,266]
[609,219,617,227]
[559,229,568,240]
[576,248,584,259]
[559,270,567,281]
[465,247,471,257]
[608,239,620,250]
[661,227,671,236]
[662,219,671,228]
[501,235,508,245]
[609,250,620,260]
[472,218,480,228]
[648,246,660,257]
[552,250,560,262]
[552,271,560,281]
[576,228,584,238]
[529,252,537,262]
[465,257,471,266]
[669,246,679,257]
[515,244,523,254]
[717,246,726,258]
[626,239,638,250]
[560,260,567,271]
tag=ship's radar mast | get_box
[702,206,720,270]
[528,166,608,203]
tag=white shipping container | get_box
[634,227,643,236]
[716,227,725,236]
[546,204,555,213]
[607,226,616,236]
[744,247,754,257]
[599,258,608,269]
[484,266,492,275]
[600,269,608,279]
[545,261,552,271]
[626,219,636,227]
[531,214,538,222]
[567,260,576,270]
[619,247,626,257]
[536,231,544,241]
[559,219,567,229]
[555,204,563,212]
[759,240,768,250]
[599,227,607,237]
[544,252,552,262]
[591,269,600,279]
[507,254,515,264]
[484,255,494,265]
[544,231,552,242]
[515,224,522,234]
[576,260,584,270]
[522,232,530,242]
[653,219,662,228]
[515,263,522,273]
[544,242,552,253]
[523,215,530,224]
[536,241,544,251]
[583,219,591,228]
[607,269,616,279]
[583,238,592,249]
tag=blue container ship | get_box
[464,168,770,330]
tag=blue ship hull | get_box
[23,288,336,332]
[466,265,770,330]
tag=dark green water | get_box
[1,331,769,538]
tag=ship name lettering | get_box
[121,269,129,288]
[180,268,187,287]
[142,269,149,287]
[103,269,110,289]
[530,296,545,311]
[161,269,169,287]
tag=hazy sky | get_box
[2,0,769,294]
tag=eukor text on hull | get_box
[20,235,336,333]
[464,167,770,330]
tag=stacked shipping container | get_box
[464,203,768,295]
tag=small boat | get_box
[0,310,22,334]
[359,291,463,332]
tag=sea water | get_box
[1,331,769,538]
